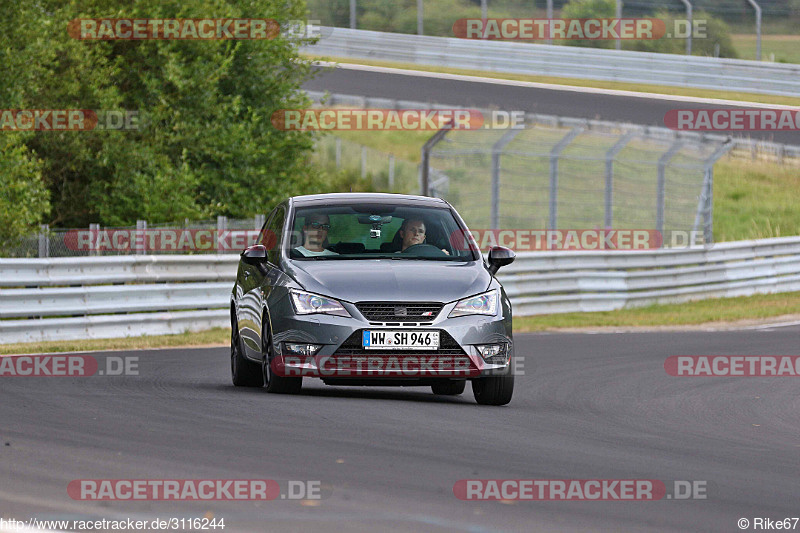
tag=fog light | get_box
[283,343,323,356]
[476,343,508,364]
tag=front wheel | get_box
[231,317,263,387]
[472,373,514,406]
[262,323,302,394]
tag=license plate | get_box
[362,330,439,350]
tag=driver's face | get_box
[303,215,330,250]
[401,220,426,250]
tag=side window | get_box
[258,208,277,246]
[265,206,286,264]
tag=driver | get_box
[295,213,338,257]
[398,218,449,255]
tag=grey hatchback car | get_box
[230,193,516,405]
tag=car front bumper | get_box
[268,298,513,380]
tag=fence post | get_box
[38,224,49,258]
[136,219,147,255]
[546,0,553,45]
[693,141,733,244]
[604,131,637,228]
[549,127,584,229]
[656,140,684,236]
[491,128,523,230]
[388,154,395,190]
[420,121,455,196]
[89,223,100,256]
[615,0,622,50]
[746,0,762,60]
[680,0,692,55]
[217,215,227,254]
[350,0,356,29]
[335,137,342,169]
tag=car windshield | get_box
[287,204,479,261]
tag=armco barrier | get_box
[304,27,800,98]
[1,237,800,343]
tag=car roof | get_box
[289,192,450,208]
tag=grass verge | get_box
[731,34,800,64]
[0,328,228,356]
[514,292,800,332]
[304,53,800,107]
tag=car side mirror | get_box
[241,244,268,265]
[487,246,515,275]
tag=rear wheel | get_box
[262,321,302,394]
[472,372,514,406]
[231,315,263,387]
[431,380,466,395]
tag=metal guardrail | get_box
[2,237,800,344]
[304,27,800,98]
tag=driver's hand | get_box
[441,249,450,255]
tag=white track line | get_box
[314,61,800,109]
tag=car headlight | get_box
[449,289,499,317]
[289,289,350,317]
[283,343,323,356]
[476,343,509,364]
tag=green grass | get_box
[731,34,800,63]
[305,53,800,107]
[514,291,800,331]
[713,159,800,241]
[0,328,228,356]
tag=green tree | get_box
[0,135,49,247]
[625,10,738,58]
[0,0,322,229]
[561,0,617,49]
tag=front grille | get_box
[333,329,465,356]
[356,302,443,322]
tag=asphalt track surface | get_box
[2,327,800,532]
[303,65,800,145]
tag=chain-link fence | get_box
[312,135,419,193]
[425,116,733,244]
[5,216,267,258]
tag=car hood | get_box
[284,259,492,303]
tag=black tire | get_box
[262,321,302,394]
[431,380,466,395]
[231,315,264,387]
[472,373,514,406]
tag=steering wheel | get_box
[401,243,448,257]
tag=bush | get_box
[624,10,738,58]
[0,135,49,246]
[561,0,617,49]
